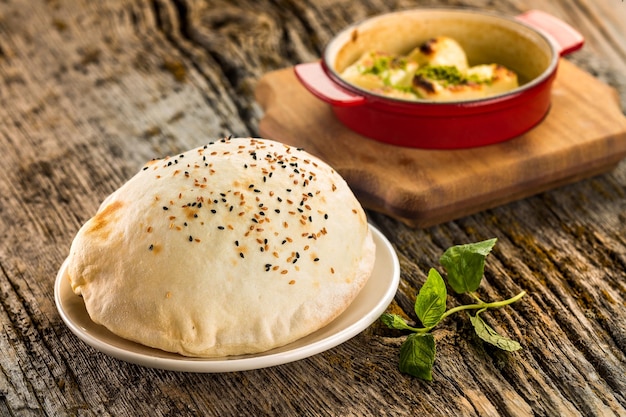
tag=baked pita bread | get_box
[66,137,375,357]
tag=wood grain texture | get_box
[0,0,625,416]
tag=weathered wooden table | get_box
[1,1,625,416]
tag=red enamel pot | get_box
[294,9,584,149]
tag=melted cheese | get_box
[340,36,518,101]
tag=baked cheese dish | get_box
[340,36,518,101]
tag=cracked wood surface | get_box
[1,0,625,416]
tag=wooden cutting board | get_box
[255,59,626,227]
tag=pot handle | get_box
[516,10,584,56]
[294,62,366,107]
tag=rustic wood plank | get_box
[0,0,625,416]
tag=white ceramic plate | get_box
[54,224,399,372]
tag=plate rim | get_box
[54,223,399,372]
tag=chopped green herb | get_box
[416,65,465,86]
[415,65,493,87]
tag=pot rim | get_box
[321,7,561,108]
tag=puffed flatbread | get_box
[66,137,375,357]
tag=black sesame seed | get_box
[324,214,328,219]
[235,240,239,246]
[211,209,217,214]
[149,244,154,251]
[189,236,193,242]
[314,258,320,262]
[240,252,244,258]
[275,209,280,213]
[162,206,169,210]
[218,226,225,230]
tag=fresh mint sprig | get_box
[381,238,525,381]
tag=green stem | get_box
[440,290,526,321]
[468,291,485,304]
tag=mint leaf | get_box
[399,333,436,380]
[469,314,522,352]
[381,238,525,381]
[380,313,416,331]
[439,238,497,294]
[414,268,447,328]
